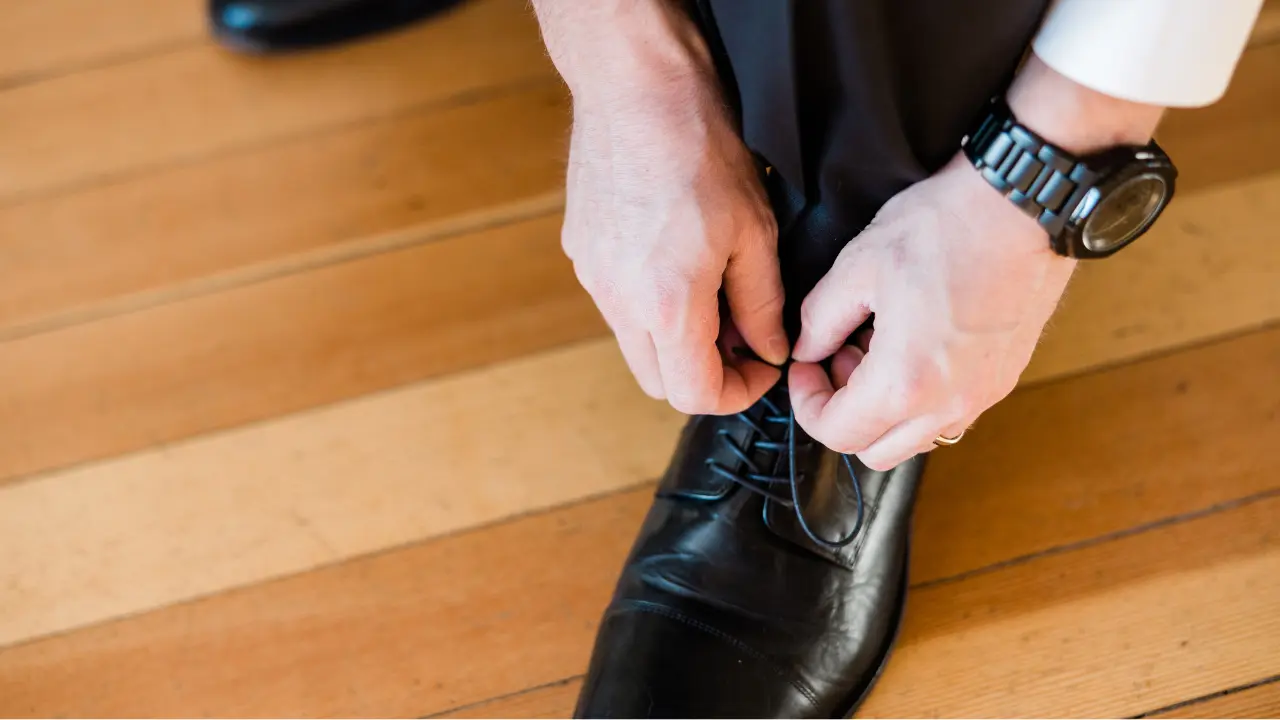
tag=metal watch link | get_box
[961,97,1178,259]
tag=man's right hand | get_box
[539,0,789,415]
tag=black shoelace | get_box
[703,384,865,550]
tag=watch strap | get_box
[961,99,1100,251]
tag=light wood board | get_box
[0,0,203,88]
[0,83,569,337]
[0,0,551,203]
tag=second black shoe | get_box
[210,0,466,53]
[575,379,924,718]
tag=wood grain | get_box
[912,322,1280,584]
[0,82,569,337]
[0,0,551,203]
[861,496,1280,718]
[0,486,654,718]
[0,327,1275,717]
[1145,677,1280,718]
[0,213,605,486]
[1021,172,1280,384]
[0,342,682,648]
[0,0,202,87]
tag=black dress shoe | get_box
[209,0,465,53]
[576,379,923,718]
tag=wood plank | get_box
[1155,42,1280,193]
[0,0,202,88]
[0,486,653,718]
[0,213,605,486]
[860,497,1280,717]
[0,326,1275,716]
[1145,677,1280,718]
[1021,172,1280,383]
[0,82,569,337]
[0,342,681,648]
[913,322,1280,583]
[0,0,552,203]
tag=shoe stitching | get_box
[614,599,823,710]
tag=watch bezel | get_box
[1053,143,1178,259]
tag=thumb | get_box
[724,228,789,366]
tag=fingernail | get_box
[765,335,790,365]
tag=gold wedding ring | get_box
[933,430,966,447]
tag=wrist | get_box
[1007,52,1165,155]
[531,0,716,110]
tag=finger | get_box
[829,344,867,390]
[856,415,948,472]
[649,283,741,415]
[615,329,665,400]
[724,222,789,365]
[793,242,877,363]
[718,313,784,408]
[789,348,904,454]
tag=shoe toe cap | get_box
[575,601,821,719]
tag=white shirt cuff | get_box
[1031,0,1264,107]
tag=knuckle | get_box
[640,266,696,336]
[644,283,686,335]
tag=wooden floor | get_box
[0,1,1278,716]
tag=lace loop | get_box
[707,387,865,550]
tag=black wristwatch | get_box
[961,97,1177,259]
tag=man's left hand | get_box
[788,153,1076,470]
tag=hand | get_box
[788,153,1076,470]
[558,30,788,415]
[786,52,1164,471]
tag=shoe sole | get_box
[837,534,911,719]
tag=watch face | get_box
[1082,172,1170,253]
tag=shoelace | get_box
[703,382,865,550]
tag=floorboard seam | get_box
[0,191,565,344]
[0,74,559,211]
[1131,672,1280,718]
[423,674,586,718]
[911,486,1280,590]
[0,37,204,92]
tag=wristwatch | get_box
[961,97,1178,259]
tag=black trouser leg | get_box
[694,0,1051,326]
